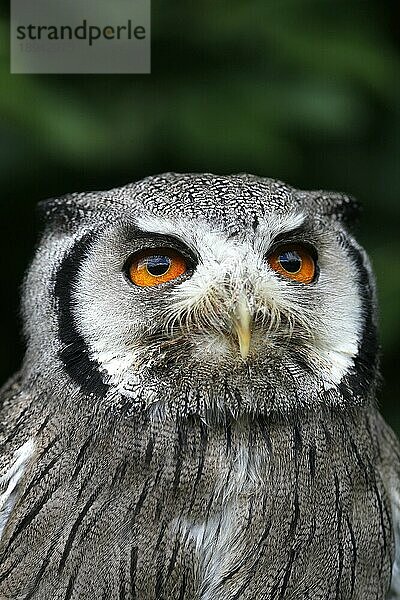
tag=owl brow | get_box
[129,229,199,262]
[269,224,314,247]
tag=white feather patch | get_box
[389,488,400,598]
[176,438,267,597]
[0,439,35,539]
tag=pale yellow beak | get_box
[233,297,252,359]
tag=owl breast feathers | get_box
[0,173,399,599]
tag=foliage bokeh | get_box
[0,1,399,429]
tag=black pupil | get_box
[146,255,171,276]
[278,251,302,273]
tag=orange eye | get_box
[267,244,316,284]
[127,248,189,287]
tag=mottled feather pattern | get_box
[0,386,396,599]
[0,173,399,599]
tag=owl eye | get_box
[267,244,316,284]
[127,248,189,287]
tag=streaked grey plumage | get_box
[0,172,399,599]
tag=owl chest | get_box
[180,465,260,599]
[170,438,393,600]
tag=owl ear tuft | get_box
[304,190,361,228]
[36,195,89,231]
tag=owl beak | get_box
[232,298,252,360]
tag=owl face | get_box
[23,174,377,418]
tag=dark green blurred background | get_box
[0,1,399,429]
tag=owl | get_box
[0,172,399,599]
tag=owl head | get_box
[21,173,378,420]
